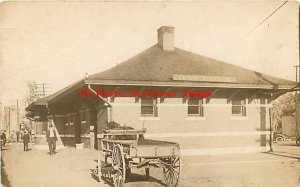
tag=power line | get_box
[26,81,52,102]
[234,1,288,45]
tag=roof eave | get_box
[85,79,296,90]
[48,79,86,105]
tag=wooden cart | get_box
[96,128,181,187]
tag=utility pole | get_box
[294,65,299,82]
[269,106,273,152]
[296,5,300,141]
[17,99,19,126]
[42,83,45,97]
[8,107,10,135]
[26,81,51,104]
[4,106,14,136]
[0,101,2,130]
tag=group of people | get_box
[0,124,57,155]
[1,130,30,151]
[23,124,57,155]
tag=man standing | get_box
[1,130,7,148]
[46,124,57,155]
[23,131,30,151]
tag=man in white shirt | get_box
[46,124,57,156]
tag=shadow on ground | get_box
[90,167,167,187]
[1,156,11,187]
[126,173,166,186]
[264,151,300,160]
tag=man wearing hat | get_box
[46,124,58,155]
[1,130,6,148]
[23,130,30,151]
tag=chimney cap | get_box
[157,26,174,31]
[157,26,175,51]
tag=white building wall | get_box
[110,97,271,155]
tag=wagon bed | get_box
[102,138,180,158]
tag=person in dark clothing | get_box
[46,124,57,156]
[23,131,30,151]
[1,131,7,149]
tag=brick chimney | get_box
[157,26,174,51]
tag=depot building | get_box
[26,26,296,155]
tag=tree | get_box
[272,92,296,132]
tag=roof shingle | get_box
[89,45,295,86]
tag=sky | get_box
[0,1,299,107]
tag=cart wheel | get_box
[163,156,181,187]
[112,144,126,187]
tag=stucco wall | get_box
[108,97,271,154]
[112,97,269,131]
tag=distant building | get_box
[26,26,296,155]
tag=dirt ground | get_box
[1,142,300,187]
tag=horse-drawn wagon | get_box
[95,122,181,187]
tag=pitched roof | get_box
[28,43,297,112]
[26,79,84,111]
[89,45,295,87]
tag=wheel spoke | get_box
[164,168,170,174]
[164,170,169,181]
[165,168,171,184]
[169,170,173,187]
[173,170,179,181]
[164,157,180,187]
[173,169,179,174]
[112,145,126,187]
[166,173,171,186]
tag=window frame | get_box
[141,97,158,117]
[187,98,204,117]
[231,99,247,116]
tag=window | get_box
[141,98,158,116]
[188,98,204,116]
[69,114,74,125]
[232,99,246,116]
[65,116,69,126]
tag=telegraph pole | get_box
[17,100,19,126]
[294,65,299,82]
[26,81,51,103]
[8,107,10,135]
[42,83,45,97]
[0,101,2,130]
[296,5,300,140]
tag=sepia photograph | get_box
[0,1,300,187]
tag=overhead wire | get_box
[233,0,289,45]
